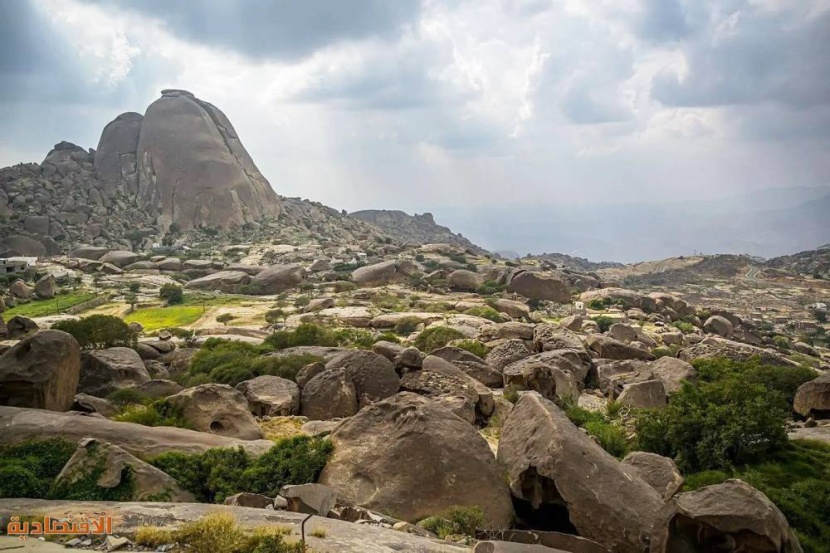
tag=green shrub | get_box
[564,404,629,458]
[448,254,468,265]
[160,284,184,305]
[52,314,136,350]
[333,281,357,293]
[419,506,483,540]
[375,332,401,344]
[112,400,192,429]
[454,340,489,358]
[652,345,681,359]
[415,254,425,262]
[265,323,338,349]
[151,437,333,504]
[464,306,505,323]
[773,335,791,349]
[592,315,614,333]
[414,326,466,353]
[293,295,311,309]
[107,387,149,407]
[636,364,789,472]
[265,309,287,324]
[48,443,136,501]
[393,316,422,335]
[692,357,816,407]
[476,280,504,295]
[672,321,696,334]
[0,438,77,499]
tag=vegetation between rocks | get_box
[52,314,136,349]
[418,505,484,540]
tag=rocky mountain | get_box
[0,90,390,255]
[765,246,830,279]
[523,252,623,272]
[350,209,486,254]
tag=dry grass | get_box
[259,416,308,441]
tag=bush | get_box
[333,281,357,293]
[48,442,136,501]
[265,323,338,350]
[454,340,489,358]
[413,326,466,353]
[151,437,332,503]
[52,314,136,350]
[564,404,629,458]
[216,313,236,326]
[673,321,696,334]
[0,438,77,499]
[592,315,614,333]
[112,400,192,429]
[265,309,286,324]
[636,361,789,472]
[160,284,184,305]
[293,295,311,309]
[419,506,483,540]
[393,316,422,335]
[693,357,816,407]
[464,306,505,323]
[476,280,504,295]
[773,335,791,349]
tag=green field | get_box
[2,292,97,318]
[124,305,205,331]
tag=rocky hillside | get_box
[350,209,486,254]
[765,246,830,279]
[0,90,391,256]
[523,252,623,272]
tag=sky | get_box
[1,0,829,261]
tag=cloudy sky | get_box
[1,0,829,260]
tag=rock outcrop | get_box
[166,383,264,440]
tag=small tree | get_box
[53,315,136,350]
[265,309,286,325]
[160,284,184,305]
[128,282,141,293]
[125,292,138,313]
[216,314,235,326]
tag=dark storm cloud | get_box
[652,5,830,110]
[84,0,422,60]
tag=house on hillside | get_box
[0,257,36,276]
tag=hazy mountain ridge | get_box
[350,209,487,254]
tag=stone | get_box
[497,392,663,552]
[319,392,514,529]
[79,347,151,397]
[422,355,495,418]
[34,274,56,298]
[250,264,307,294]
[533,325,586,353]
[595,360,653,398]
[165,384,264,439]
[72,393,118,418]
[295,361,327,388]
[507,271,571,303]
[703,315,734,338]
[304,297,335,312]
[9,279,34,299]
[136,90,282,230]
[616,380,667,409]
[301,367,359,420]
[502,351,583,403]
[99,250,143,268]
[54,438,195,502]
[0,330,81,412]
[134,379,183,398]
[474,543,570,553]
[581,288,656,312]
[1,235,46,257]
[608,323,656,347]
[0,405,274,459]
[324,349,400,407]
[69,246,109,260]
[490,298,531,319]
[223,492,274,509]
[370,311,444,328]
[6,316,39,339]
[134,342,161,360]
[235,375,300,416]
[558,315,585,332]
[650,479,802,553]
[301,419,343,437]
[585,334,655,361]
[794,341,820,357]
[94,111,143,192]
[793,373,830,419]
[155,257,183,271]
[648,356,697,394]
[279,483,338,516]
[679,336,793,366]
[447,269,484,291]
[105,536,131,551]
[351,260,404,286]
[621,452,683,501]
[400,367,480,424]
[184,270,251,293]
[430,346,503,387]
[485,339,533,371]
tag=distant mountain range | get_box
[350,210,487,254]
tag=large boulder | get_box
[595,360,654,398]
[184,270,251,293]
[485,339,533,371]
[507,271,571,303]
[34,274,56,299]
[0,406,274,459]
[400,366,481,424]
[616,379,667,409]
[135,89,282,231]
[319,392,514,529]
[430,346,503,388]
[79,347,151,397]
[9,279,34,299]
[679,336,793,366]
[447,269,484,291]
[1,235,46,257]
[54,438,195,502]
[585,335,655,361]
[0,330,81,411]
[351,260,410,286]
[6,316,38,339]
[703,315,733,338]
[323,350,400,407]
[69,246,109,260]
[793,373,830,419]
[166,384,264,440]
[649,356,697,394]
[250,264,307,294]
[422,355,495,419]
[94,111,144,192]
[650,479,803,553]
[533,325,587,353]
[580,288,656,312]
[497,392,664,552]
[235,376,300,417]
[608,323,657,348]
[99,250,143,268]
[621,452,683,501]
[502,351,585,402]
[301,367,359,420]
[279,483,338,516]
[490,298,531,320]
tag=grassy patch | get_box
[3,292,96,318]
[563,402,629,458]
[112,400,192,429]
[419,506,483,540]
[125,305,204,331]
[454,340,489,358]
[0,438,77,499]
[413,326,466,353]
